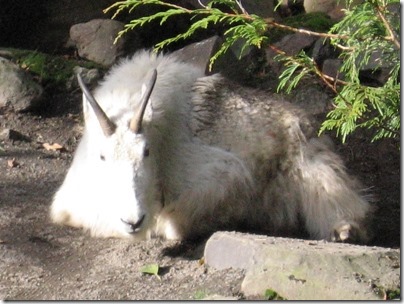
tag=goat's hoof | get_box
[121,215,145,234]
[331,220,364,243]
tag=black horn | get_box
[77,73,116,137]
[130,69,158,134]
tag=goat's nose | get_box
[121,214,145,234]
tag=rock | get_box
[304,0,336,15]
[172,36,223,75]
[0,0,118,52]
[288,84,333,116]
[70,19,127,66]
[234,0,279,19]
[311,38,339,67]
[0,128,30,142]
[266,33,317,75]
[201,294,239,300]
[357,50,397,85]
[67,66,102,90]
[0,57,43,112]
[277,33,318,57]
[173,35,264,84]
[204,231,400,300]
[322,58,345,81]
[304,0,364,20]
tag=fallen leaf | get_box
[43,142,64,151]
[7,158,19,168]
[140,263,161,280]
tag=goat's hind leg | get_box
[297,138,372,243]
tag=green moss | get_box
[385,288,400,300]
[194,289,208,300]
[264,289,286,300]
[284,12,335,32]
[2,48,105,90]
[267,12,336,43]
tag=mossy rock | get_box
[0,48,105,90]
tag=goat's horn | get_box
[77,73,116,137]
[130,69,158,134]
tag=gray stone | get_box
[0,0,117,52]
[67,66,102,90]
[288,84,333,116]
[70,19,127,66]
[304,0,364,20]
[276,33,318,57]
[356,50,397,85]
[0,57,43,112]
[266,33,317,75]
[322,58,345,81]
[0,128,30,142]
[201,294,239,300]
[311,38,339,66]
[235,0,279,19]
[173,35,263,84]
[172,36,223,75]
[204,231,400,300]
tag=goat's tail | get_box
[261,122,373,243]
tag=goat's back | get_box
[92,50,204,135]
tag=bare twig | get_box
[375,5,400,49]
[235,0,248,15]
[265,20,349,40]
[197,0,208,9]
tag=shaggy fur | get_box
[50,50,372,243]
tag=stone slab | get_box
[204,231,400,300]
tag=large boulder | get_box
[0,57,43,112]
[70,19,129,66]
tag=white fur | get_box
[50,50,372,242]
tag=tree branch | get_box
[264,19,349,40]
[375,5,400,49]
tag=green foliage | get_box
[140,263,161,280]
[140,263,159,275]
[107,0,400,143]
[318,0,400,142]
[105,0,268,70]
[193,289,208,300]
[385,288,400,300]
[277,51,318,94]
[264,288,286,300]
[275,0,400,142]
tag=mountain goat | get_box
[50,50,372,243]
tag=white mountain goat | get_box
[50,50,372,243]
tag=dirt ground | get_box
[0,87,400,300]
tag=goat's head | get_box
[77,70,160,239]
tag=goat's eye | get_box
[100,154,106,161]
[143,147,150,157]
